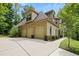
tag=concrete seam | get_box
[48,48,58,56]
[14,40,31,56]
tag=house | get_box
[17,9,61,41]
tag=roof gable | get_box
[16,18,26,27]
[45,10,55,14]
[25,9,39,15]
[34,12,48,21]
[16,9,59,27]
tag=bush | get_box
[52,36,55,40]
[48,36,53,41]
[46,36,58,41]
[9,26,20,37]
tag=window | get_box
[55,29,58,35]
[50,26,52,35]
[56,21,58,24]
[26,14,31,21]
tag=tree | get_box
[59,23,66,38]
[21,5,35,18]
[24,5,35,11]
[0,3,14,34]
[9,26,20,37]
[13,3,21,25]
[58,3,79,48]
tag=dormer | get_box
[45,10,55,20]
[54,18,62,25]
[25,9,38,21]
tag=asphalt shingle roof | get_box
[16,10,59,27]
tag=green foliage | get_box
[24,5,35,11]
[58,3,79,39]
[0,35,8,38]
[0,3,14,34]
[9,26,20,37]
[22,5,35,18]
[60,39,79,55]
[13,14,21,25]
[13,3,21,25]
[0,22,9,34]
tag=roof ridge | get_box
[45,9,55,14]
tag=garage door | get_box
[35,26,45,39]
[27,27,34,38]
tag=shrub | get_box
[47,36,58,41]
[46,36,53,41]
[52,36,55,40]
[9,26,20,37]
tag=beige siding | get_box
[26,23,34,38]
[20,19,59,39]
[32,12,37,20]
[21,26,27,37]
[47,22,58,36]
[20,20,47,39]
[27,27,33,37]
[34,20,47,39]
[35,26,45,39]
[19,10,59,40]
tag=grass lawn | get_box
[60,39,79,55]
[0,35,9,39]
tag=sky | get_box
[20,3,65,15]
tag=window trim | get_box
[50,26,52,35]
[26,14,31,21]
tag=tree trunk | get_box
[68,37,70,48]
[76,31,79,40]
[63,29,64,38]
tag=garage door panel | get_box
[35,26,45,39]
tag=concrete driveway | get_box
[0,39,28,56]
[0,38,77,56]
[50,48,77,56]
